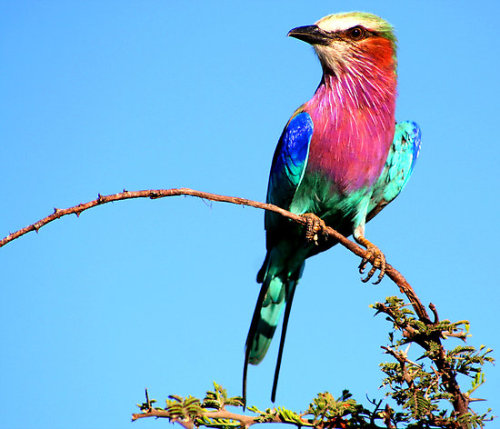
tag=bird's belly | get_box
[290,171,370,234]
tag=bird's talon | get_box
[356,237,386,284]
[302,213,326,245]
[363,265,378,283]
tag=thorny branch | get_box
[376,300,470,419]
[132,385,371,428]
[0,188,424,313]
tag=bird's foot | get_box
[356,236,386,284]
[302,213,327,246]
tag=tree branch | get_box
[131,386,372,428]
[1,187,426,314]
[131,408,272,427]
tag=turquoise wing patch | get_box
[368,121,421,218]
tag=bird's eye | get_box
[348,26,366,41]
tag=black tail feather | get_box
[271,282,297,402]
[243,347,249,410]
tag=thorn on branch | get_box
[468,397,486,402]
[200,198,213,208]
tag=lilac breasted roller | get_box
[243,12,421,401]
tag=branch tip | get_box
[429,302,439,323]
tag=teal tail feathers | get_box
[247,275,294,365]
[243,251,304,403]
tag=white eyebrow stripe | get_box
[315,15,379,33]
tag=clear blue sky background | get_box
[2,1,499,428]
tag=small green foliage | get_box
[448,344,494,377]
[202,382,244,410]
[137,398,157,412]
[303,390,374,427]
[376,297,494,427]
[245,404,303,425]
[134,299,494,428]
[276,406,304,426]
[306,391,354,419]
[250,406,284,424]
[166,395,204,420]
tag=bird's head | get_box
[288,12,397,77]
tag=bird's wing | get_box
[246,111,313,402]
[367,121,421,220]
[266,111,313,217]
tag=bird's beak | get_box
[288,25,331,46]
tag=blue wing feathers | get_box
[267,112,313,208]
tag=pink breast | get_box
[304,82,396,192]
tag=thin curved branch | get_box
[1,187,427,320]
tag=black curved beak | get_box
[288,25,331,46]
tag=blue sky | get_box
[1,1,499,428]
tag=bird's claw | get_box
[357,237,386,284]
[302,213,326,246]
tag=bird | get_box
[243,12,421,403]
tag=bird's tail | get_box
[243,249,304,402]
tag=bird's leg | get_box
[354,226,386,284]
[301,213,326,246]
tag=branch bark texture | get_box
[0,187,422,309]
[1,188,425,314]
